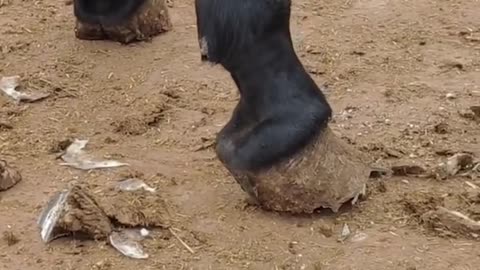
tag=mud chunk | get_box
[360,142,404,159]
[369,167,392,178]
[112,115,152,136]
[422,207,480,239]
[391,164,426,176]
[433,122,449,134]
[57,186,113,240]
[459,109,476,120]
[95,188,170,227]
[0,159,22,191]
[111,105,165,136]
[459,106,480,121]
[439,59,464,71]
[400,192,444,221]
[432,153,475,180]
[49,138,74,154]
[2,230,20,246]
[434,148,473,157]
[39,184,171,243]
[0,121,13,131]
[316,222,334,238]
[471,106,480,118]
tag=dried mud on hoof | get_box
[225,127,371,214]
[38,183,171,243]
[0,159,22,191]
[74,0,172,44]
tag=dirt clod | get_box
[471,106,480,118]
[49,138,73,154]
[112,104,165,136]
[2,230,19,246]
[391,164,427,176]
[0,160,22,191]
[316,222,334,238]
[434,122,449,134]
[57,185,113,240]
[400,192,444,221]
[432,153,476,180]
[40,184,171,242]
[95,188,171,228]
[422,207,480,239]
[0,121,13,131]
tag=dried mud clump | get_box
[2,230,20,246]
[0,160,22,191]
[463,190,480,220]
[56,185,113,240]
[391,164,427,176]
[400,191,444,221]
[111,104,166,136]
[0,121,13,132]
[41,184,171,242]
[95,188,171,228]
[422,207,480,239]
[471,106,480,118]
[400,190,480,239]
[49,138,74,154]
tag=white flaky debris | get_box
[116,178,156,193]
[0,75,50,103]
[109,230,149,259]
[59,139,128,170]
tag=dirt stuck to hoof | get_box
[74,0,172,44]
[0,159,22,191]
[223,127,371,214]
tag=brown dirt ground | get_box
[1,0,480,269]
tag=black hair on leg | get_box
[74,0,147,26]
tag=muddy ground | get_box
[1,0,480,269]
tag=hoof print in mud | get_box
[73,0,172,44]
